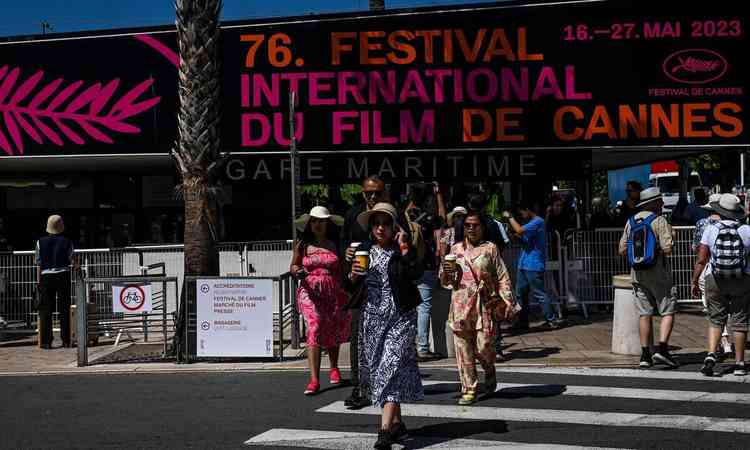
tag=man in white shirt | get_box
[692,194,750,376]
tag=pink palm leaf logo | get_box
[0,65,161,156]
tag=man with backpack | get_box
[691,194,750,376]
[618,187,678,368]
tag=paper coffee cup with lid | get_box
[355,250,370,270]
[444,254,457,271]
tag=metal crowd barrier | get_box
[0,240,294,329]
[182,273,297,362]
[501,231,565,319]
[77,276,179,367]
[564,226,700,316]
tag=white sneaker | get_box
[734,362,747,376]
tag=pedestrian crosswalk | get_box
[246,429,626,449]
[245,367,750,449]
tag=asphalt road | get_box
[2,365,750,449]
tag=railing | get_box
[564,226,700,316]
[77,276,179,366]
[0,240,293,329]
[2,230,703,340]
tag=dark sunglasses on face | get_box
[464,223,481,229]
[371,218,392,227]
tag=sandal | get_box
[304,380,320,395]
[458,390,477,405]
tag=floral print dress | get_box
[296,246,351,348]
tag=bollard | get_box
[611,274,645,355]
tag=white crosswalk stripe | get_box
[246,368,750,448]
[245,428,627,449]
[493,367,750,383]
[316,401,750,434]
[421,380,750,404]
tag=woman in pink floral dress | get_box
[290,206,351,395]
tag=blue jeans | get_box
[417,270,437,353]
[516,269,556,323]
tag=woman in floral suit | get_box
[440,211,515,405]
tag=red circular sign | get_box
[119,285,146,311]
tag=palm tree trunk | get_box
[369,0,385,11]
[172,0,224,360]
[173,0,223,277]
[183,182,219,276]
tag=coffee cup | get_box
[355,250,369,271]
[347,242,361,261]
[444,254,457,272]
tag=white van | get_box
[649,171,703,214]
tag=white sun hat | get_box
[295,206,344,231]
[636,187,663,208]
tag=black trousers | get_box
[39,271,71,345]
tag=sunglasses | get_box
[464,223,482,229]
[371,218,393,227]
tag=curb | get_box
[0,360,643,377]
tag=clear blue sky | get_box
[0,0,499,37]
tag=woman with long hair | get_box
[440,211,515,405]
[290,206,350,396]
[346,202,424,449]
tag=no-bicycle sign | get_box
[112,283,153,314]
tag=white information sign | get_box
[196,278,274,357]
[112,283,152,314]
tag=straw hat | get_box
[447,206,468,226]
[636,187,663,208]
[709,193,747,220]
[357,202,398,229]
[294,206,344,232]
[701,193,722,210]
[46,215,64,235]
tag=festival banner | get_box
[0,0,746,158]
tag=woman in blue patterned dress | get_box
[346,202,424,449]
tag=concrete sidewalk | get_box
[0,307,713,376]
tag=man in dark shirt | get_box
[616,180,643,226]
[341,175,387,409]
[36,215,76,349]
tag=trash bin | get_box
[611,274,642,355]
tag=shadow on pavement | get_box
[405,420,508,449]
[486,384,567,401]
[505,346,561,359]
